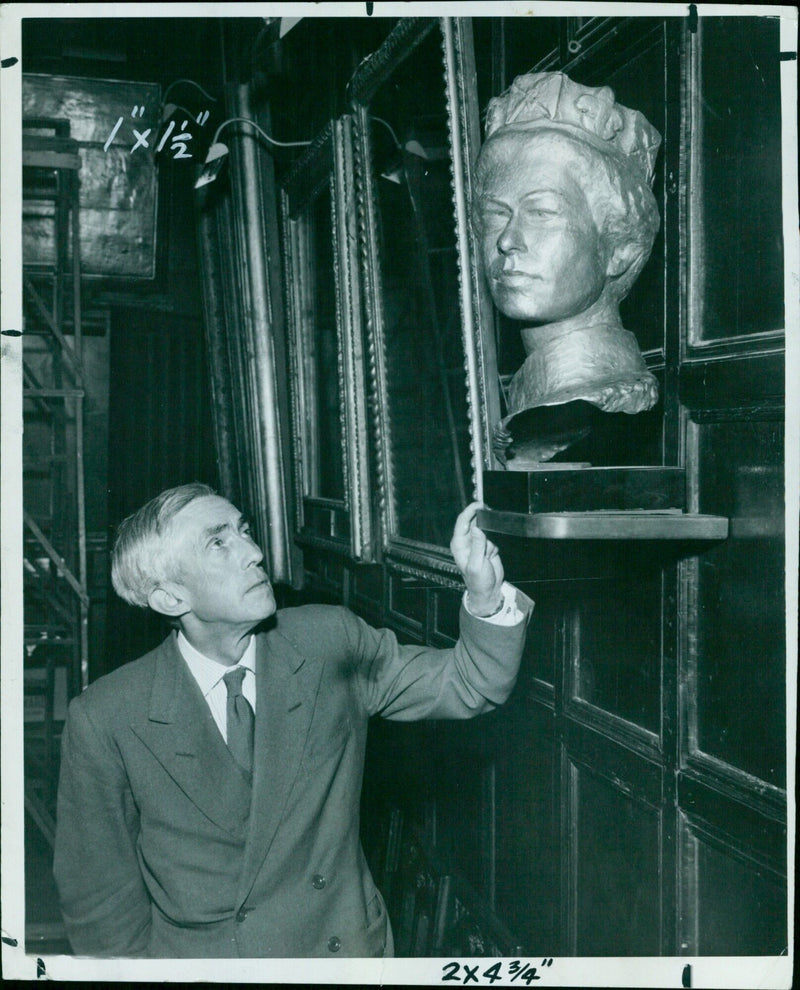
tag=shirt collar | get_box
[176,631,256,698]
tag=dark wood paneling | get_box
[351,562,384,611]
[494,701,560,951]
[428,719,494,895]
[694,837,787,955]
[567,575,663,737]
[310,186,345,501]
[678,807,788,956]
[387,570,428,636]
[679,775,786,857]
[563,723,663,806]
[521,581,563,691]
[568,758,662,955]
[692,417,785,787]
[301,547,345,602]
[680,352,784,409]
[267,17,400,178]
[693,17,784,342]
[432,588,462,645]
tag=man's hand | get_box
[450,502,504,617]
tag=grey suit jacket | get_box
[53,598,532,958]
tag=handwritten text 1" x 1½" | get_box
[103,106,210,157]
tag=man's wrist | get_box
[465,591,504,618]
[464,583,525,626]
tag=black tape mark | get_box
[37,957,46,978]
[779,51,797,61]
[365,2,374,14]
[2,329,23,337]
[1,56,19,68]
[1,935,19,947]
[682,963,692,988]
[687,4,698,34]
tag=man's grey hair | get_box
[473,126,660,304]
[110,482,217,608]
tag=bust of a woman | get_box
[474,72,662,466]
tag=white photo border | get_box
[1,3,796,986]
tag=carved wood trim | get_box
[352,101,390,556]
[347,18,438,103]
[449,17,503,478]
[334,115,374,560]
[280,117,375,563]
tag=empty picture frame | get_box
[281,116,373,561]
[350,17,497,584]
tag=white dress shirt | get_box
[176,631,256,743]
[465,581,523,626]
[176,582,523,740]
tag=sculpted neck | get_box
[519,296,623,355]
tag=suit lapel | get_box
[235,626,321,904]
[129,635,253,837]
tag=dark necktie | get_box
[223,667,254,775]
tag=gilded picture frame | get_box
[281,116,373,561]
[349,17,497,586]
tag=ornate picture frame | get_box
[281,116,373,561]
[197,84,295,585]
[350,17,496,585]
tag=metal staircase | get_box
[22,117,88,854]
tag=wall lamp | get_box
[155,79,219,162]
[193,114,428,189]
[195,117,311,188]
[372,116,428,185]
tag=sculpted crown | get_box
[485,71,661,186]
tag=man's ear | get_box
[148,582,190,619]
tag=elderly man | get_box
[473,71,662,464]
[53,483,532,958]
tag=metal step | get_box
[24,637,76,647]
[24,388,85,398]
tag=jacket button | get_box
[236,907,249,923]
[327,936,341,952]
[312,874,326,889]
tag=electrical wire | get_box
[211,116,311,149]
[162,103,202,123]
[371,115,401,149]
[163,78,218,104]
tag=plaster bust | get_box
[474,72,662,466]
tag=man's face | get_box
[165,495,276,629]
[477,131,610,324]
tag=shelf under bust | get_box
[479,467,728,542]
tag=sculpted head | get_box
[473,73,663,464]
[475,127,660,324]
[473,72,661,327]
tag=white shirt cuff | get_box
[464,581,524,626]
